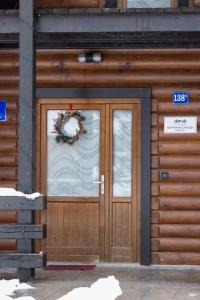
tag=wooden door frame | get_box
[36,87,151,265]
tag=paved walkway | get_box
[1,265,200,300]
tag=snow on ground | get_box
[0,276,122,300]
[57,276,122,300]
[0,279,35,300]
[0,188,41,200]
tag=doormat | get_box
[44,265,96,271]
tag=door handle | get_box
[92,175,104,195]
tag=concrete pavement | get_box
[1,264,200,300]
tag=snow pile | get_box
[0,188,41,200]
[0,276,122,300]
[57,276,122,300]
[0,279,35,300]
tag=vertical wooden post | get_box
[106,0,118,7]
[18,0,36,282]
[140,91,151,266]
[178,0,188,6]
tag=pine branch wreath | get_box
[53,110,86,145]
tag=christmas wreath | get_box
[53,110,86,145]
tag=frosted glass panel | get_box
[113,110,132,197]
[128,0,170,8]
[47,110,100,196]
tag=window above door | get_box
[116,0,197,9]
[0,0,196,9]
[121,0,193,8]
[127,0,173,8]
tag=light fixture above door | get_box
[77,53,103,63]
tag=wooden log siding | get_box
[194,0,200,6]
[36,0,103,8]
[0,50,18,251]
[35,0,200,8]
[1,49,200,264]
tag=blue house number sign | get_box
[172,91,189,105]
[0,100,6,121]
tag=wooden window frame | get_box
[119,0,191,9]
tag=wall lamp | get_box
[77,53,103,63]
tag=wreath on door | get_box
[53,110,86,145]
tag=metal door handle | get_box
[92,175,104,195]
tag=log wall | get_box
[36,0,104,8]
[1,49,200,264]
[36,0,200,8]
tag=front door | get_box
[37,99,141,263]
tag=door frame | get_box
[36,87,151,265]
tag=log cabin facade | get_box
[0,0,200,265]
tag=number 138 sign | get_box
[172,91,189,105]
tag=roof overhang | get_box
[1,9,200,48]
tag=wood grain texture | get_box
[0,211,17,223]
[160,183,200,196]
[0,253,45,268]
[0,155,18,167]
[1,48,200,264]
[156,197,200,210]
[0,225,44,239]
[36,0,100,8]
[0,51,19,253]
[0,167,18,181]
[159,156,200,169]
[46,202,100,261]
[152,252,200,265]
[152,238,200,252]
[152,211,200,224]
[152,224,200,238]
[194,0,200,6]
[159,142,200,155]
[111,203,132,262]
[0,196,45,210]
[0,240,16,251]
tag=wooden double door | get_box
[37,99,141,263]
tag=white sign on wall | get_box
[164,116,197,134]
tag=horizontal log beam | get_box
[153,197,200,210]
[0,239,16,251]
[152,252,200,265]
[160,183,200,196]
[0,196,45,210]
[0,225,45,239]
[152,211,200,224]
[0,155,18,167]
[0,211,17,223]
[0,253,45,268]
[2,32,200,48]
[37,0,100,8]
[152,224,200,238]
[36,11,200,33]
[159,156,200,169]
[36,87,150,98]
[1,11,200,34]
[152,238,200,252]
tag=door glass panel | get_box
[47,110,100,196]
[113,110,132,197]
[127,0,171,8]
